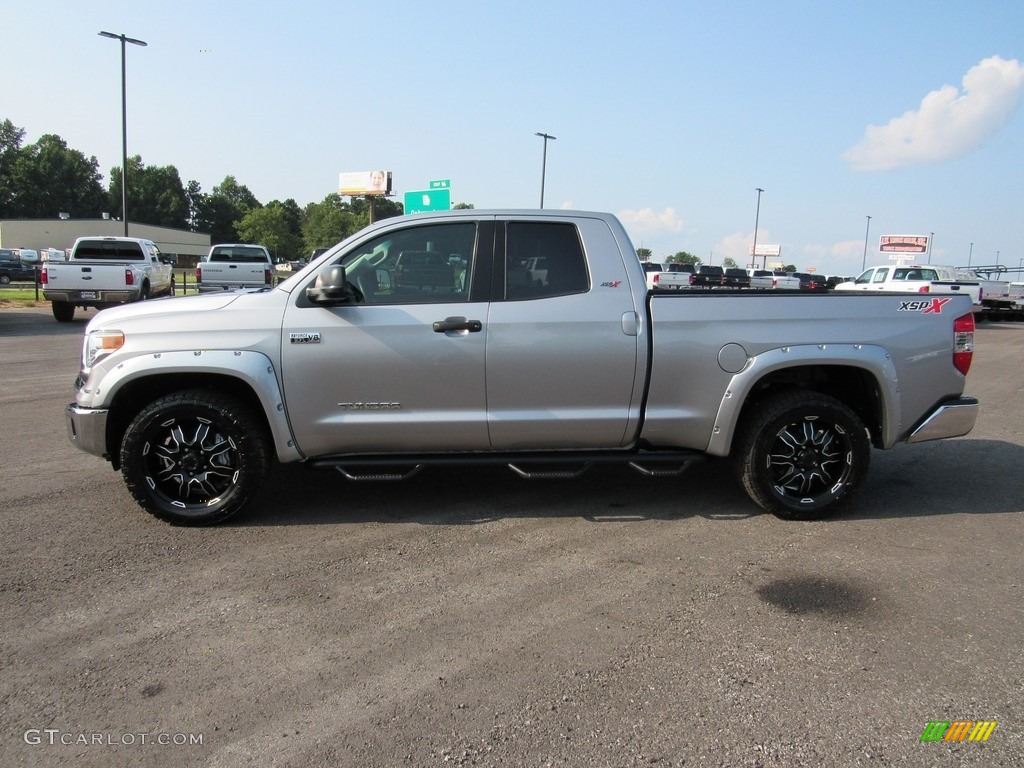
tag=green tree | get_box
[722,256,738,269]
[347,195,403,226]
[301,194,360,254]
[214,175,261,213]
[453,202,475,209]
[666,251,701,266]
[271,198,304,244]
[5,132,106,219]
[108,156,188,228]
[0,119,26,216]
[186,175,262,243]
[636,247,653,261]
[235,202,302,259]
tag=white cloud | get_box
[801,240,867,274]
[713,230,774,266]
[617,207,686,234]
[843,56,1024,172]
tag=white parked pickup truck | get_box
[643,262,696,290]
[65,210,979,526]
[196,243,274,293]
[834,264,981,305]
[41,236,174,322]
[748,270,801,290]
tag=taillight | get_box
[41,266,49,285]
[652,273,660,286]
[195,266,202,282]
[689,274,696,285]
[125,268,135,286]
[953,312,974,376]
[265,268,272,285]
[918,285,930,293]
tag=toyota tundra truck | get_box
[65,210,979,526]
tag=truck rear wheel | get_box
[735,390,869,520]
[120,390,271,526]
[52,302,75,322]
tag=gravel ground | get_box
[1,305,1021,767]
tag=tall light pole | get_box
[928,231,934,264]
[751,187,764,269]
[535,132,556,208]
[99,31,147,236]
[968,242,973,267]
[861,215,872,272]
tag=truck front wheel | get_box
[735,391,869,520]
[120,390,271,525]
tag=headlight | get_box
[83,329,125,369]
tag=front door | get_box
[281,221,490,457]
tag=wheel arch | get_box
[96,351,303,469]
[707,344,899,457]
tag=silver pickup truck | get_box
[65,210,979,526]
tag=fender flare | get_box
[705,343,900,457]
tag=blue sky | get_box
[4,1,1023,276]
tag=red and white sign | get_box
[879,234,928,254]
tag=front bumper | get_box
[906,396,979,444]
[66,403,110,458]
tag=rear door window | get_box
[504,222,589,300]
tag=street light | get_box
[99,30,147,236]
[751,187,764,269]
[535,132,556,208]
[928,231,934,264]
[861,215,871,271]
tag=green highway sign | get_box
[404,188,451,214]
[429,179,451,189]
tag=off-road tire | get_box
[120,389,271,526]
[734,390,870,520]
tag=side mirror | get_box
[306,264,364,304]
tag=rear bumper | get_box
[906,396,979,444]
[66,403,110,459]
[44,289,135,304]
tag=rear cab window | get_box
[209,246,270,263]
[73,240,146,260]
[505,222,589,300]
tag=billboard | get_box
[750,244,782,257]
[339,170,392,196]
[879,234,928,254]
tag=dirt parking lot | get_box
[1,306,1021,767]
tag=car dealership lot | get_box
[1,305,1021,767]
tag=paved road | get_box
[1,305,1021,767]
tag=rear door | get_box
[485,216,642,449]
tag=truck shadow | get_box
[0,306,94,336]
[233,438,1024,527]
